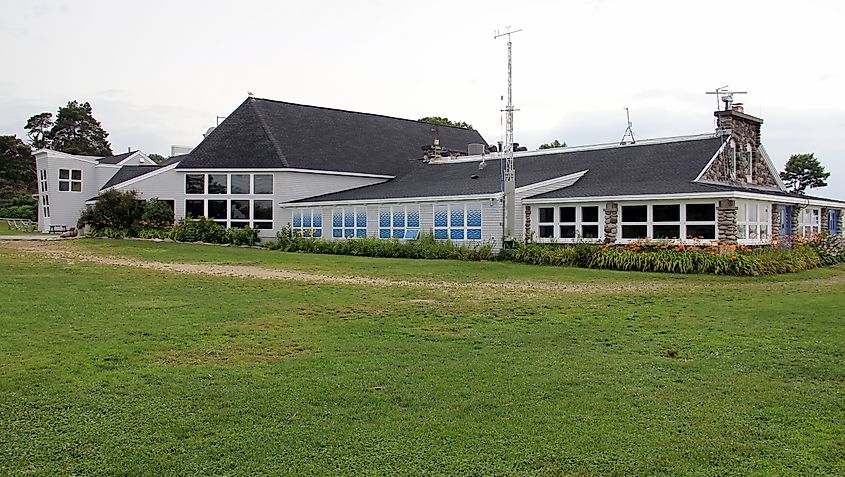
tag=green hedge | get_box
[266,228,494,261]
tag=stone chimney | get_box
[714,105,763,147]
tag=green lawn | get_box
[1,241,844,476]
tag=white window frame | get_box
[433,202,483,241]
[534,204,603,243]
[41,194,50,218]
[185,173,275,196]
[39,170,48,192]
[617,202,718,243]
[58,168,82,192]
[291,208,322,237]
[332,206,367,239]
[736,201,771,244]
[183,198,273,230]
[799,207,821,238]
[379,204,420,239]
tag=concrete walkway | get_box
[0,234,65,241]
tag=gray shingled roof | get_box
[100,165,161,190]
[97,151,137,165]
[294,135,727,203]
[176,98,488,175]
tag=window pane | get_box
[622,225,648,239]
[186,200,204,218]
[393,209,405,227]
[231,174,250,194]
[379,229,390,238]
[467,207,482,227]
[434,229,448,240]
[653,205,679,222]
[70,182,82,192]
[303,212,312,227]
[333,210,342,227]
[254,175,273,194]
[621,205,647,223]
[559,207,576,223]
[356,209,367,227]
[686,203,715,221]
[344,208,354,227]
[393,229,405,239]
[450,229,464,240]
[539,225,554,238]
[230,221,249,229]
[71,170,82,180]
[356,229,367,237]
[292,211,302,227]
[653,225,680,239]
[760,225,768,239]
[231,200,250,220]
[560,225,576,238]
[255,222,273,230]
[686,224,715,239]
[333,229,343,238]
[434,207,448,227]
[467,229,481,240]
[748,204,758,222]
[581,225,599,239]
[208,174,227,194]
[59,169,69,179]
[737,225,747,239]
[186,174,204,194]
[59,182,69,192]
[407,207,420,227]
[450,207,464,227]
[254,200,273,220]
[208,200,227,220]
[538,207,554,223]
[582,206,599,223]
[313,211,322,227]
[379,208,390,227]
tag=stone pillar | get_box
[717,199,738,244]
[837,209,844,237]
[820,208,830,234]
[771,204,781,237]
[603,202,618,243]
[524,205,532,243]
[791,207,801,238]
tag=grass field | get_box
[0,221,40,235]
[1,239,844,476]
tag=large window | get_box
[379,205,420,239]
[185,173,274,195]
[737,201,770,243]
[333,207,366,238]
[58,169,82,192]
[799,208,821,237]
[434,203,482,240]
[183,198,273,229]
[291,208,322,237]
[619,203,716,241]
[536,205,601,242]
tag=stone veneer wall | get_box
[821,207,829,233]
[838,210,844,236]
[524,205,532,243]
[791,207,800,236]
[771,204,782,238]
[700,109,779,188]
[717,199,738,244]
[603,202,618,243]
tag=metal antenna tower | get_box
[620,107,636,145]
[494,26,521,242]
[705,85,747,111]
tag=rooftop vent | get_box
[468,143,485,156]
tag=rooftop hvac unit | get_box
[468,143,485,156]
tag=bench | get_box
[5,218,37,232]
[49,224,69,234]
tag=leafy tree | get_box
[24,112,54,149]
[47,100,112,156]
[539,139,566,150]
[418,116,473,130]
[780,153,830,194]
[78,189,143,232]
[140,198,174,229]
[147,153,167,164]
[0,135,36,192]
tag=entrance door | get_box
[779,205,793,248]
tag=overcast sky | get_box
[2,0,843,198]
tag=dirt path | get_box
[0,240,674,294]
[3,240,841,294]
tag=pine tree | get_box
[48,101,112,156]
[780,153,830,194]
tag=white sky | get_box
[2,0,844,198]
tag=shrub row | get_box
[89,217,260,246]
[266,227,494,261]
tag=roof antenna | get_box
[494,26,522,242]
[620,107,636,145]
[705,85,747,128]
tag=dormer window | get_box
[745,143,753,181]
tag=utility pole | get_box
[494,27,521,243]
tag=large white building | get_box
[34,97,844,249]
